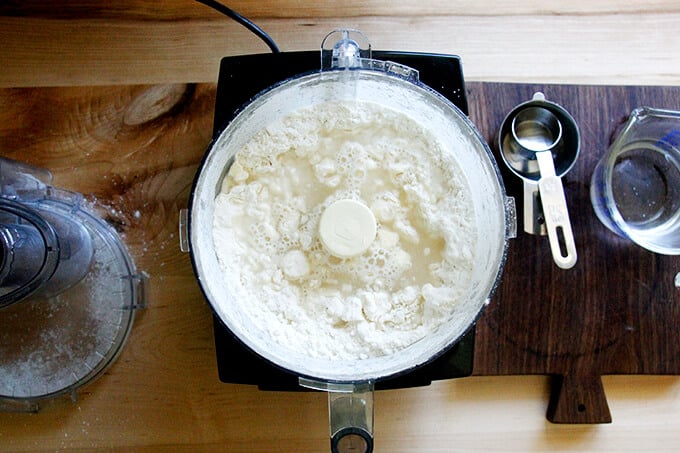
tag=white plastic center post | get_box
[319,199,376,258]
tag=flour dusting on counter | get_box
[212,100,477,360]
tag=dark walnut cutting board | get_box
[467,82,680,424]
[0,81,677,424]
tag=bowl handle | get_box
[300,378,375,453]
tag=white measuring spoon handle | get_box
[536,151,578,269]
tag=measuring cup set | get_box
[497,92,680,266]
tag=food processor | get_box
[0,157,145,412]
[185,30,516,452]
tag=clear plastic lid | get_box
[0,158,145,411]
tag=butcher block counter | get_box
[1,1,680,452]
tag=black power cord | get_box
[195,0,280,53]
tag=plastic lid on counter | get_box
[0,191,145,411]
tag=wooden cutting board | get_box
[466,82,680,424]
[0,81,677,424]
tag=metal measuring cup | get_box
[498,92,579,269]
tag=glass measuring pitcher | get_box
[590,107,680,254]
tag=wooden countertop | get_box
[1,1,680,452]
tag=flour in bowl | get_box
[212,100,477,360]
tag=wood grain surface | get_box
[3,1,679,19]
[2,1,680,451]
[2,1,680,87]
[1,78,680,450]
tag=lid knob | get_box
[319,199,376,258]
